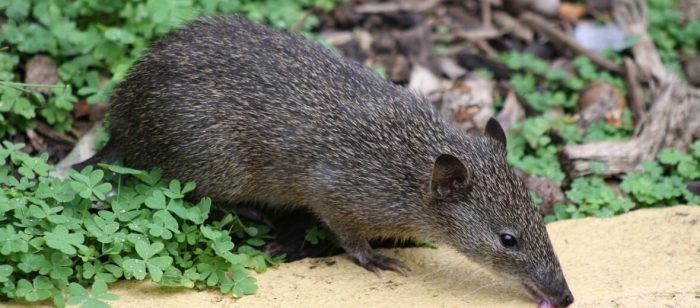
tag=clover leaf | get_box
[221,266,258,298]
[83,261,123,283]
[84,213,120,243]
[43,225,86,255]
[69,168,113,200]
[122,240,173,282]
[15,276,55,301]
[67,279,119,308]
[0,265,12,283]
[0,225,30,255]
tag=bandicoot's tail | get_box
[72,142,121,170]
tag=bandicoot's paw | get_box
[352,251,409,276]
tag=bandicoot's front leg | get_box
[331,225,409,276]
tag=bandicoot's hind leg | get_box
[234,203,275,228]
[263,209,339,261]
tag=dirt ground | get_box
[5,205,700,308]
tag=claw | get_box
[353,252,410,276]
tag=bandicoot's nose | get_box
[555,289,574,307]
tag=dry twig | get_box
[355,0,440,14]
[481,0,492,28]
[623,57,645,123]
[519,12,624,74]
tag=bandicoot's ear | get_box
[431,154,470,200]
[485,118,507,147]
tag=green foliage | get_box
[499,5,697,222]
[506,114,580,184]
[304,226,330,245]
[571,56,626,92]
[373,66,388,80]
[500,52,580,112]
[0,141,283,306]
[621,141,700,206]
[0,0,343,138]
[647,0,700,75]
[500,52,637,189]
[545,177,635,223]
[545,142,700,223]
[500,52,626,113]
[582,109,634,142]
[66,280,119,308]
[433,25,451,56]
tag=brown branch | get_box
[623,57,646,124]
[519,12,624,74]
[481,0,492,28]
[453,28,501,41]
[355,0,441,14]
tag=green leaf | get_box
[0,225,30,255]
[91,279,119,301]
[678,159,699,179]
[0,265,13,283]
[691,141,700,158]
[67,283,89,305]
[146,256,173,282]
[135,240,162,260]
[43,225,85,255]
[223,267,258,297]
[85,215,120,243]
[16,276,54,301]
[92,182,113,200]
[68,168,112,200]
[18,253,48,273]
[98,163,144,175]
[145,190,166,209]
[82,298,111,308]
[658,148,684,165]
[0,0,31,20]
[246,238,266,247]
[47,252,73,279]
[122,258,147,280]
[82,261,121,283]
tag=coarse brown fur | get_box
[81,15,573,306]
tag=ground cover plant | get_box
[0,140,283,306]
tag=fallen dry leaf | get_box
[559,2,586,23]
[578,81,626,127]
[513,168,566,215]
[439,74,495,133]
[496,91,525,131]
[26,129,48,153]
[408,64,441,96]
[74,101,91,118]
[24,55,59,94]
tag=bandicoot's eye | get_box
[499,233,518,249]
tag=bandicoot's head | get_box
[425,118,574,307]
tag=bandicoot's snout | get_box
[558,290,574,307]
[524,276,574,307]
[546,271,574,307]
[550,286,574,307]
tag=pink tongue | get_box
[537,299,554,308]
